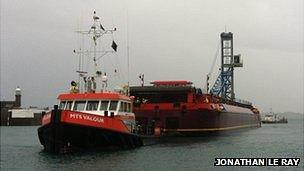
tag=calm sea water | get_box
[1,114,303,171]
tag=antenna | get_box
[126,2,130,95]
[74,11,117,92]
[139,74,144,87]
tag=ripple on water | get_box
[1,117,303,170]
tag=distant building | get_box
[1,87,22,125]
[0,87,46,126]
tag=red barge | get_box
[130,32,261,137]
[130,80,261,136]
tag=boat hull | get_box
[134,108,261,136]
[38,109,143,154]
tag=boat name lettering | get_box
[69,113,104,123]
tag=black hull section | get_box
[38,124,143,154]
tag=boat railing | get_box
[234,98,252,106]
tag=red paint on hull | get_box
[41,110,130,134]
[135,108,260,132]
[60,110,130,133]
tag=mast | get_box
[74,11,117,93]
[126,3,130,95]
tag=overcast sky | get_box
[1,0,303,113]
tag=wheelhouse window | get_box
[119,102,131,113]
[73,101,86,111]
[127,103,131,112]
[119,102,124,112]
[86,101,99,111]
[66,101,73,110]
[59,101,66,109]
[124,102,128,112]
[109,101,118,111]
[99,101,109,111]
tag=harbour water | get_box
[1,114,303,170]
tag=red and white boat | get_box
[38,11,142,154]
[38,91,142,154]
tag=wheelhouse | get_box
[57,92,133,116]
[57,92,136,132]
